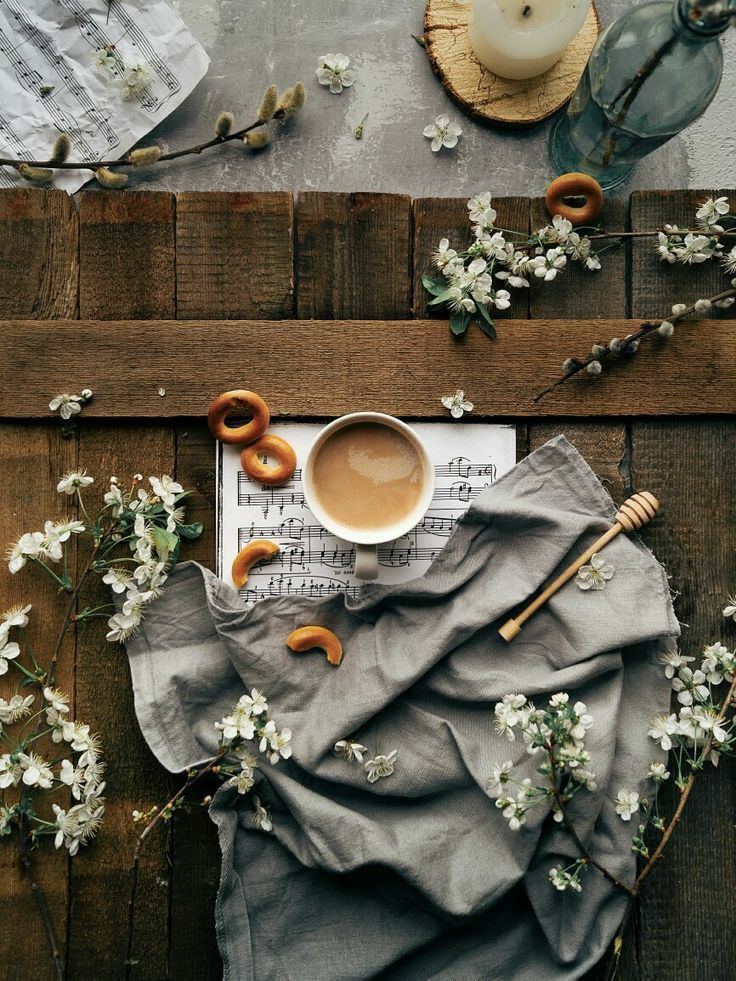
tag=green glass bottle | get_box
[550,0,734,189]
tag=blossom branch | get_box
[18,815,64,981]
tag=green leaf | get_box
[475,303,497,339]
[449,312,469,336]
[422,273,447,297]
[151,526,179,556]
[428,288,456,307]
[177,521,204,541]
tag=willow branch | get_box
[124,752,225,978]
[534,284,736,402]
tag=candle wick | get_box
[522,4,532,15]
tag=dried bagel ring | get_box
[207,390,270,445]
[545,172,604,226]
[286,626,343,666]
[241,434,297,486]
[232,539,280,587]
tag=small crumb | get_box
[158,387,166,396]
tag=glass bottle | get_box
[550,0,734,190]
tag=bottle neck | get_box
[675,0,735,37]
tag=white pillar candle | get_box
[469,0,592,80]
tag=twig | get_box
[547,745,637,897]
[124,752,224,978]
[18,817,64,981]
[533,284,736,402]
[0,121,266,173]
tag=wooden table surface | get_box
[0,187,734,981]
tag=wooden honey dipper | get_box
[498,492,660,642]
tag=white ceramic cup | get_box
[302,412,435,581]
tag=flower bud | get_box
[95,166,128,189]
[671,303,687,316]
[586,360,602,376]
[50,134,71,164]
[609,337,624,354]
[18,163,53,183]
[693,298,711,312]
[257,84,278,122]
[591,343,607,358]
[245,130,271,150]
[290,81,306,113]
[129,146,162,167]
[657,321,674,337]
[215,111,234,138]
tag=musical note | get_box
[220,423,518,607]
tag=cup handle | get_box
[354,543,378,581]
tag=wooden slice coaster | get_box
[424,0,600,128]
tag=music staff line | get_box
[238,574,362,603]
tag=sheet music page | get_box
[217,423,517,604]
[0,0,209,194]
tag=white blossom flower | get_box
[0,754,23,788]
[0,634,20,675]
[689,704,728,744]
[0,603,31,637]
[49,393,83,420]
[575,553,614,591]
[60,720,92,752]
[52,799,104,855]
[228,766,255,795]
[250,796,273,832]
[671,666,709,706]
[486,760,513,797]
[530,247,567,281]
[7,531,44,574]
[496,791,527,831]
[614,789,639,821]
[467,192,496,227]
[60,759,89,801]
[266,727,293,765]
[721,246,736,275]
[19,752,54,789]
[92,47,117,71]
[494,693,528,740]
[106,610,141,643]
[722,595,736,622]
[648,713,679,751]
[57,471,94,495]
[658,648,695,679]
[102,566,135,594]
[542,214,574,245]
[104,480,124,515]
[477,230,508,261]
[0,805,15,836]
[316,53,357,93]
[549,865,583,892]
[549,692,569,707]
[121,59,154,100]
[240,689,268,717]
[701,641,734,684]
[334,739,368,763]
[647,761,670,782]
[656,232,678,263]
[696,195,729,232]
[441,389,474,419]
[433,238,459,272]
[674,232,714,264]
[364,750,397,783]
[216,702,257,742]
[149,475,183,507]
[0,693,34,725]
[423,114,462,152]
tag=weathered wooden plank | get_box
[631,188,735,319]
[0,189,78,318]
[169,421,221,979]
[78,192,175,319]
[0,423,77,981]
[67,424,175,981]
[529,197,628,319]
[296,192,412,318]
[176,191,294,319]
[412,196,529,318]
[630,188,736,981]
[1,318,735,418]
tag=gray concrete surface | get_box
[134,0,735,196]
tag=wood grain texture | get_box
[630,189,735,319]
[79,192,175,319]
[1,317,735,418]
[0,423,77,981]
[630,188,736,981]
[424,0,600,126]
[296,192,412,319]
[176,191,294,319]
[0,189,78,318]
[529,197,628,319]
[412,196,529,318]
[67,424,175,981]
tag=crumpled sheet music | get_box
[0,0,209,194]
[217,423,518,604]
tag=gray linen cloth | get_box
[125,435,679,981]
